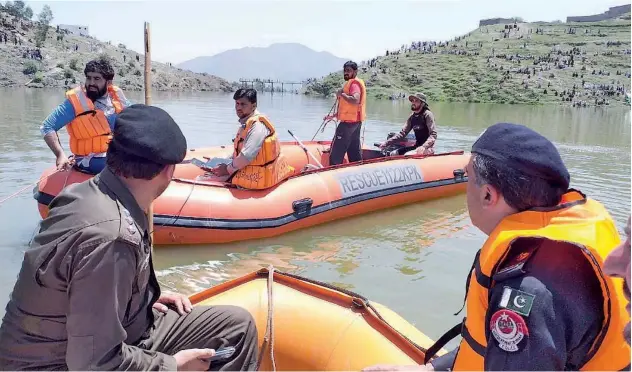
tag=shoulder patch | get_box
[118,207,142,246]
[498,286,536,316]
[490,309,529,352]
[493,240,541,282]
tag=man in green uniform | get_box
[0,105,259,371]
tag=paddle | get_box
[288,130,324,169]
[310,99,338,141]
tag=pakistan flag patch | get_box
[499,287,535,317]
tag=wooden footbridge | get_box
[238,78,305,93]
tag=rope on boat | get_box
[0,151,75,207]
[256,268,435,362]
[0,168,69,206]
[256,265,277,371]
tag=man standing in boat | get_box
[364,123,630,371]
[40,57,132,175]
[208,88,293,189]
[324,60,366,166]
[379,92,437,156]
[0,105,259,371]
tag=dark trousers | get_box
[139,305,258,371]
[329,121,363,166]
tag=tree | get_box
[4,1,31,19]
[35,4,53,47]
[23,5,32,19]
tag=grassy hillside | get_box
[305,15,631,107]
[0,9,235,92]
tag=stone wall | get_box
[479,17,521,27]
[566,4,631,23]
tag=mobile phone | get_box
[191,158,213,171]
[203,346,236,363]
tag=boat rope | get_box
[0,168,68,206]
[256,268,435,362]
[256,265,277,371]
[149,176,199,238]
[1,151,76,207]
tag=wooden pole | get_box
[144,21,154,245]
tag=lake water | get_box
[0,87,629,348]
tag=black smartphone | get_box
[203,346,236,363]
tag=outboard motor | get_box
[373,132,417,156]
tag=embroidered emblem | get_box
[499,287,535,317]
[490,309,529,352]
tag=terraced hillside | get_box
[305,14,631,107]
[0,8,234,92]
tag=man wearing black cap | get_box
[0,105,259,371]
[364,123,630,371]
[379,92,437,156]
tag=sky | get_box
[22,0,629,65]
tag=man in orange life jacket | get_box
[40,57,131,175]
[208,88,293,189]
[324,60,366,166]
[379,92,437,156]
[364,123,630,371]
[604,214,631,345]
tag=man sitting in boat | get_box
[0,105,259,371]
[365,123,630,371]
[379,92,436,156]
[208,88,294,189]
[40,57,132,174]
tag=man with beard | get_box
[324,60,366,166]
[40,57,132,174]
[379,92,437,156]
[0,105,259,371]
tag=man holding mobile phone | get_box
[0,105,258,371]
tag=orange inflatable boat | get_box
[190,266,446,370]
[34,139,469,245]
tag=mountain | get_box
[177,43,350,83]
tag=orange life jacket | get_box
[65,85,125,156]
[428,190,630,370]
[337,77,366,123]
[231,113,294,190]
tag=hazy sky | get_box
[23,0,627,65]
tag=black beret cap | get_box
[110,104,187,165]
[472,122,570,190]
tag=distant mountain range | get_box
[177,43,350,83]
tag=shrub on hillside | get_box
[56,62,64,69]
[64,69,73,79]
[22,61,38,75]
[32,72,43,83]
[69,58,80,71]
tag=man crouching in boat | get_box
[40,56,132,175]
[364,123,630,371]
[0,105,259,371]
[379,92,436,156]
[208,88,294,189]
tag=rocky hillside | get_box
[305,13,631,107]
[0,9,235,92]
